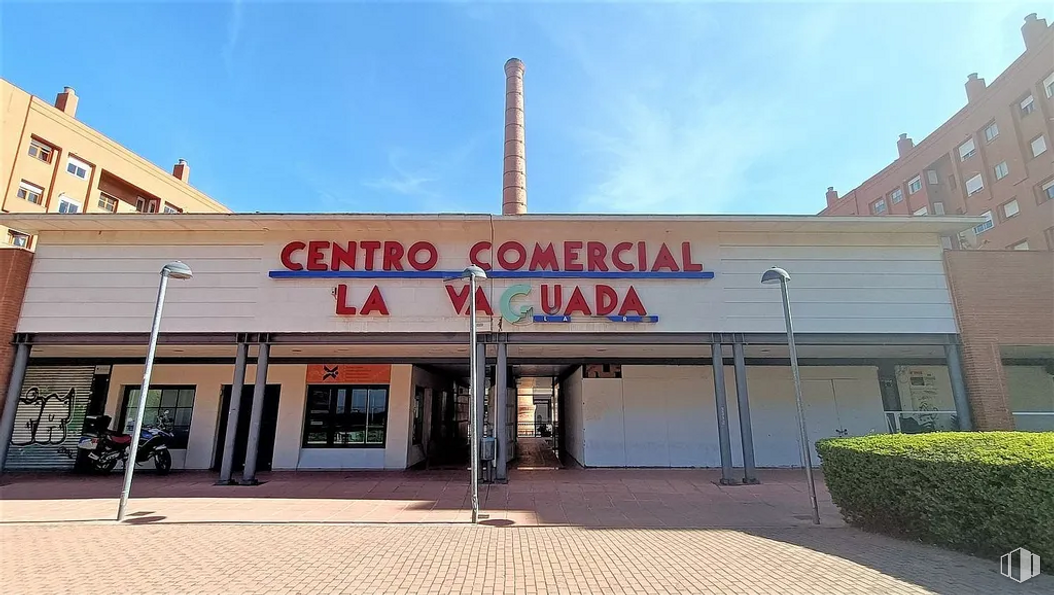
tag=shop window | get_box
[16,180,44,205]
[412,386,425,446]
[98,193,119,212]
[28,139,54,163]
[908,176,922,194]
[303,385,388,448]
[121,386,195,449]
[66,155,91,180]
[983,122,999,142]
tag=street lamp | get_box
[761,266,820,525]
[461,265,486,524]
[117,261,193,522]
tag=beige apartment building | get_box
[821,13,1054,252]
[1,79,229,247]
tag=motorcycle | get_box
[77,410,174,474]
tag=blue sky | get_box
[1,1,1039,215]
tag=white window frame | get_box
[965,174,984,196]
[926,170,939,185]
[28,139,54,163]
[973,210,994,234]
[8,230,30,248]
[1045,72,1054,99]
[1002,199,1020,219]
[908,176,922,194]
[1042,180,1054,203]
[97,192,119,212]
[933,201,945,215]
[871,198,887,214]
[16,180,44,205]
[983,122,999,142]
[65,155,91,180]
[1009,240,1029,251]
[136,197,159,213]
[1031,135,1047,157]
[994,161,1009,180]
[913,206,928,216]
[162,203,182,214]
[890,187,904,203]
[57,194,81,214]
[958,138,976,161]
[1020,94,1035,115]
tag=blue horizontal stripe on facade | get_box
[269,270,715,280]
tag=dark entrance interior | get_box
[213,384,281,472]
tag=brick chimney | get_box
[172,158,190,183]
[1021,13,1049,51]
[965,73,986,104]
[825,186,839,207]
[897,133,914,158]
[502,58,527,216]
[55,86,78,117]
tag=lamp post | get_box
[761,266,820,525]
[462,265,486,524]
[117,261,193,522]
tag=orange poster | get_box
[306,364,391,385]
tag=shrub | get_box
[816,432,1054,566]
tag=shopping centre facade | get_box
[7,211,1042,482]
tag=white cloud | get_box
[362,140,479,211]
[221,0,244,72]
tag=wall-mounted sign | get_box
[270,239,714,321]
[307,364,391,385]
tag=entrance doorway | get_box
[213,385,281,472]
[512,375,563,469]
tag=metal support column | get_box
[0,342,31,474]
[732,342,758,484]
[218,340,248,484]
[241,339,269,485]
[711,340,736,485]
[475,342,487,479]
[494,341,508,482]
[945,342,973,431]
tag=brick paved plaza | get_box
[2,469,1050,594]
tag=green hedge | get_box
[816,432,1054,566]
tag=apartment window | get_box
[871,198,887,214]
[120,386,195,449]
[908,176,922,194]
[1020,94,1035,116]
[135,197,158,213]
[1001,198,1020,220]
[994,161,1009,180]
[913,206,928,216]
[1031,135,1047,157]
[933,201,945,215]
[973,210,994,234]
[889,188,904,204]
[162,203,182,214]
[65,155,91,180]
[958,138,976,161]
[7,230,30,248]
[97,193,119,212]
[16,181,44,205]
[1041,179,1054,204]
[926,170,939,185]
[1046,227,1054,251]
[28,139,54,163]
[57,194,81,214]
[965,174,984,196]
[1008,240,1029,251]
[1045,71,1054,99]
[981,122,998,143]
[303,385,389,447]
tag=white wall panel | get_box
[560,369,584,466]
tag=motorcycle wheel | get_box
[154,450,172,474]
[93,457,118,474]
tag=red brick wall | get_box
[944,250,1054,429]
[0,248,33,417]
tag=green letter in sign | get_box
[500,284,533,324]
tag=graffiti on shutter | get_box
[5,366,95,470]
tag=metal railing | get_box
[1012,412,1054,432]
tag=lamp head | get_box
[161,261,193,280]
[760,267,789,285]
[461,265,487,280]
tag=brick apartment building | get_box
[0,79,230,413]
[820,13,1054,252]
